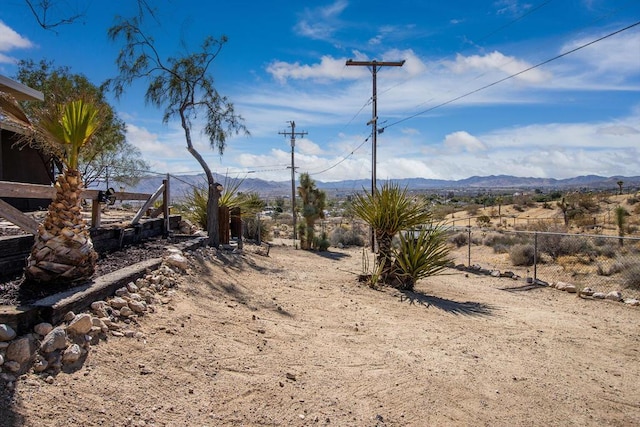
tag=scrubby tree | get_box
[297,173,326,250]
[24,99,102,283]
[107,16,248,247]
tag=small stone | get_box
[124,330,136,338]
[6,337,36,365]
[32,356,48,373]
[41,327,68,353]
[110,297,128,309]
[111,331,125,337]
[605,291,623,302]
[62,344,83,364]
[165,253,188,270]
[127,282,139,293]
[624,298,639,306]
[0,353,4,366]
[33,322,53,336]
[286,372,296,381]
[115,287,130,297]
[45,375,54,384]
[63,311,76,322]
[0,324,17,342]
[490,270,501,278]
[555,281,572,291]
[592,292,606,299]
[564,284,577,293]
[3,360,21,372]
[580,287,595,297]
[67,314,93,335]
[120,306,135,317]
[91,301,110,318]
[128,300,147,314]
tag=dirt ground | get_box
[3,243,640,426]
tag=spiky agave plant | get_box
[25,99,102,284]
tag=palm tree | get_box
[25,99,102,283]
[350,182,433,284]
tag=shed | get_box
[0,75,56,211]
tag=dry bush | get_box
[449,232,468,248]
[622,263,640,289]
[509,244,536,266]
[329,225,366,247]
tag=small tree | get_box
[617,180,624,195]
[297,173,326,250]
[24,99,102,283]
[107,17,247,247]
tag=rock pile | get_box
[550,282,640,306]
[0,248,189,388]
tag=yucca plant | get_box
[24,99,102,284]
[350,182,433,284]
[391,226,451,290]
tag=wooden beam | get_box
[0,181,55,199]
[131,183,165,225]
[0,198,38,234]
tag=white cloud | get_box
[297,138,324,155]
[494,0,532,16]
[447,51,551,84]
[267,56,351,83]
[0,21,33,64]
[294,0,349,41]
[443,131,488,152]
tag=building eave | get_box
[0,75,44,102]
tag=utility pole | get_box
[279,121,307,244]
[346,59,405,249]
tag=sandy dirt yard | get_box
[2,243,639,426]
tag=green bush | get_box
[509,244,536,266]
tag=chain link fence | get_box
[447,227,640,300]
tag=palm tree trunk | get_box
[25,169,98,283]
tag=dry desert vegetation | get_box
[1,241,639,427]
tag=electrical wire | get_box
[380,20,640,132]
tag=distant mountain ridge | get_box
[123,173,640,200]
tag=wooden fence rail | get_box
[0,177,171,234]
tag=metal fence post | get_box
[467,226,472,267]
[533,231,538,282]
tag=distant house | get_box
[0,75,56,211]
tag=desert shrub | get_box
[476,215,491,227]
[449,232,468,248]
[596,260,624,276]
[492,244,510,254]
[509,244,536,266]
[330,225,365,247]
[244,217,270,242]
[627,196,639,205]
[313,231,331,251]
[483,232,527,248]
[592,239,618,258]
[466,204,481,216]
[513,205,525,212]
[622,262,640,289]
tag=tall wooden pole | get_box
[345,59,405,250]
[279,121,307,245]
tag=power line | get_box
[381,20,640,132]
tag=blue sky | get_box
[1,0,639,183]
